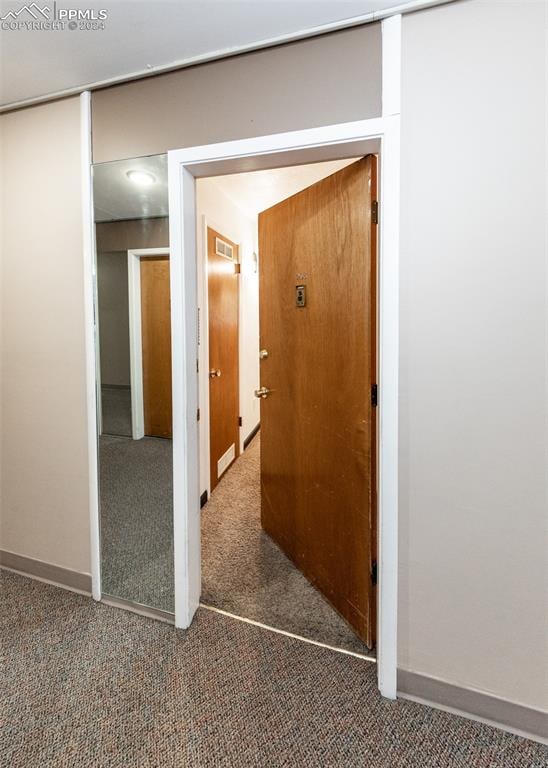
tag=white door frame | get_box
[85,15,401,699]
[127,247,171,440]
[168,113,400,699]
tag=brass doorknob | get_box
[254,386,271,399]
[209,369,221,378]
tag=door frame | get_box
[84,15,401,701]
[127,247,170,440]
[168,117,400,700]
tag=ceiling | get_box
[207,159,357,218]
[93,154,168,222]
[0,0,427,109]
[92,153,357,222]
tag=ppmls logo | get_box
[1,3,50,20]
[0,2,108,30]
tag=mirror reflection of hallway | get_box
[199,157,377,657]
[93,154,174,615]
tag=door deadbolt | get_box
[259,349,269,359]
[254,387,271,399]
[209,369,221,378]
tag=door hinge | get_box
[238,416,243,427]
[371,200,379,225]
[371,560,378,586]
[197,408,200,422]
[371,384,378,408]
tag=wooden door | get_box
[207,228,240,491]
[141,255,172,438]
[258,157,377,646]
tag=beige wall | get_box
[0,97,91,574]
[399,0,547,711]
[91,25,382,163]
[95,218,169,252]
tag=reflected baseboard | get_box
[101,593,175,624]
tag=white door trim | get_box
[80,90,101,602]
[127,247,171,440]
[168,116,400,699]
[84,16,400,698]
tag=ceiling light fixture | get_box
[126,170,155,186]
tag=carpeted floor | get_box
[102,386,132,437]
[100,435,174,612]
[202,435,373,655]
[100,432,373,652]
[2,571,546,768]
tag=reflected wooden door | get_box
[141,255,172,438]
[207,227,240,491]
[258,157,377,646]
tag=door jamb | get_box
[168,114,400,699]
[81,90,101,601]
[84,15,401,700]
[127,247,171,440]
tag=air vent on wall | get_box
[215,237,234,260]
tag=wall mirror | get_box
[92,154,173,615]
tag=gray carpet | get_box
[100,435,174,612]
[100,432,374,652]
[2,571,546,768]
[202,435,373,655]
[101,386,132,437]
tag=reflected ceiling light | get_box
[126,170,155,186]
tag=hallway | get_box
[201,435,373,656]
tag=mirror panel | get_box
[93,154,174,613]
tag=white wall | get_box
[0,97,91,574]
[399,0,548,711]
[196,179,260,497]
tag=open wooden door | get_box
[207,227,240,491]
[258,157,377,647]
[141,255,172,439]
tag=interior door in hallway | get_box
[258,157,377,647]
[141,255,172,438]
[207,227,240,491]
